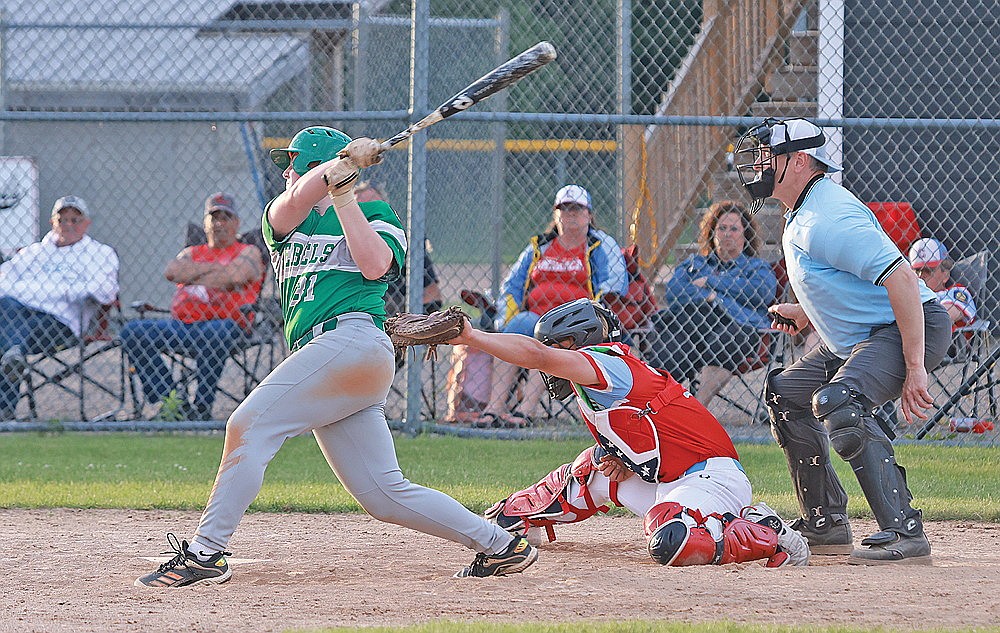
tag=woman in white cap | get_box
[478,184,627,427]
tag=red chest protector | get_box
[575,344,738,483]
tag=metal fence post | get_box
[489,9,509,299]
[404,0,430,436]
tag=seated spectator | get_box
[0,196,119,419]
[909,237,977,330]
[647,200,777,406]
[121,193,265,420]
[479,184,627,427]
[355,183,443,315]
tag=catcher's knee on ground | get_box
[485,445,615,542]
[643,501,804,567]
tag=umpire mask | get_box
[735,117,830,213]
[734,119,780,214]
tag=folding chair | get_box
[918,250,996,433]
[124,224,278,418]
[21,299,127,421]
[714,259,793,423]
[125,293,285,416]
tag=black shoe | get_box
[791,517,854,555]
[454,536,537,578]
[1,346,27,383]
[134,533,232,587]
[848,530,931,565]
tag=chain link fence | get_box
[0,0,996,444]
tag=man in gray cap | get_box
[0,195,119,419]
[120,192,264,420]
[734,118,951,564]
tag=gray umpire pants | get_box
[772,301,952,410]
[768,300,951,528]
[195,313,513,555]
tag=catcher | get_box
[388,299,809,567]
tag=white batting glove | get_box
[322,157,360,197]
[339,137,383,169]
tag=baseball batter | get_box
[448,298,809,567]
[136,126,536,587]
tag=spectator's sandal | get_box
[498,412,532,428]
[471,412,500,428]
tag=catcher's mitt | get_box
[385,305,467,361]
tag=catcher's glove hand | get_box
[385,305,467,361]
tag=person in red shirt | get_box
[121,193,265,420]
[479,185,627,427]
[448,298,809,567]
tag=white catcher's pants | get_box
[564,457,753,524]
[195,314,512,555]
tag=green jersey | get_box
[262,199,407,348]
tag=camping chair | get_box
[125,293,284,417]
[604,243,659,356]
[21,298,127,421]
[916,250,996,435]
[124,225,280,418]
[713,259,793,423]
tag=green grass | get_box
[0,433,998,521]
[298,623,1000,633]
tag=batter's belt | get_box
[291,312,384,351]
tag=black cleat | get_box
[454,536,538,578]
[791,517,854,555]
[135,533,232,587]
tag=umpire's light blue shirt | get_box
[783,178,937,358]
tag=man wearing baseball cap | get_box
[120,192,264,420]
[0,195,119,419]
[909,237,977,329]
[734,118,952,564]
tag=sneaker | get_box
[848,530,932,565]
[741,503,810,567]
[454,536,537,578]
[1,346,27,383]
[134,533,232,587]
[790,517,854,555]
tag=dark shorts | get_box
[770,300,952,411]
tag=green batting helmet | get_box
[270,126,352,176]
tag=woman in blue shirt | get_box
[648,201,777,406]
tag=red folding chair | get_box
[867,202,922,254]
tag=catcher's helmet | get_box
[733,117,833,213]
[270,126,352,176]
[534,298,622,349]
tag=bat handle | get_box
[379,131,410,152]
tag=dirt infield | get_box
[2,509,998,632]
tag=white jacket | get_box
[0,232,119,337]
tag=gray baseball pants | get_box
[194,313,513,555]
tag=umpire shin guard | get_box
[765,372,850,547]
[814,383,923,538]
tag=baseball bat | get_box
[379,41,557,151]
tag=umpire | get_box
[734,118,951,564]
